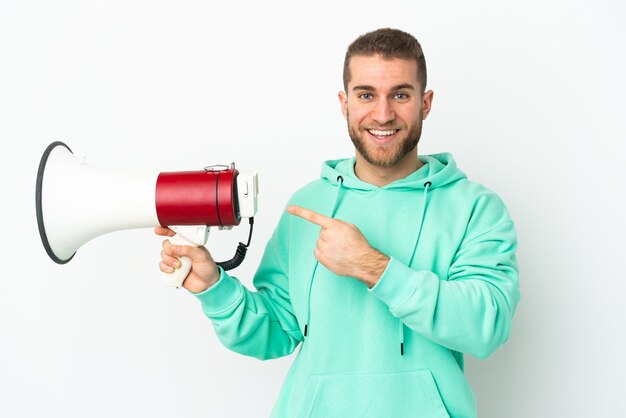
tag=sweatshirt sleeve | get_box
[192,217,303,360]
[369,212,520,359]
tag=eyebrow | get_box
[351,83,416,92]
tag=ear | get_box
[338,91,348,120]
[421,90,434,120]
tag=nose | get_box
[371,99,395,125]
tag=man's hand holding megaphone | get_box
[156,227,221,294]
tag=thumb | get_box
[167,242,184,255]
[168,243,209,263]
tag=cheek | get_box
[347,106,370,126]
[402,105,423,122]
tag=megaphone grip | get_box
[162,233,197,288]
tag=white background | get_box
[1,0,625,417]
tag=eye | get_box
[393,92,409,100]
[358,93,373,100]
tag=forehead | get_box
[348,55,419,90]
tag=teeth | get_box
[369,129,397,136]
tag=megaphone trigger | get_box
[162,225,210,288]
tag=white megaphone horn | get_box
[36,141,259,287]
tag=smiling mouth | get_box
[366,128,399,144]
[367,129,398,137]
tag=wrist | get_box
[358,249,390,288]
[185,266,221,294]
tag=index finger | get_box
[154,227,176,237]
[287,206,334,228]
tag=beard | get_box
[347,113,423,169]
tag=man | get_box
[157,28,519,418]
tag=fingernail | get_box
[166,266,174,273]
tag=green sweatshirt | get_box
[194,153,520,418]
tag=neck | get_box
[354,151,423,187]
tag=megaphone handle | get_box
[162,226,209,288]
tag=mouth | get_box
[366,128,399,144]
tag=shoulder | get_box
[449,179,515,242]
[441,176,507,209]
[430,176,514,240]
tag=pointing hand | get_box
[287,206,389,288]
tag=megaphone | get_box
[36,141,259,287]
